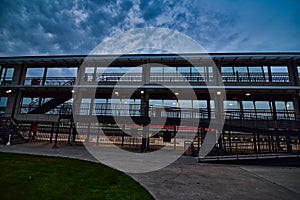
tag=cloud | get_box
[0,0,299,56]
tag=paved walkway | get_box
[0,143,299,200]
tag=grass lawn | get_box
[0,152,154,200]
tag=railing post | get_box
[121,124,125,147]
[67,120,73,144]
[257,133,260,158]
[53,118,60,148]
[229,130,232,153]
[173,125,177,150]
[236,142,239,160]
[49,122,54,143]
[197,127,200,154]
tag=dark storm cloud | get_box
[1,0,98,55]
[0,0,299,56]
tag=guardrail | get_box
[24,77,75,86]
[21,72,289,85]
[58,103,298,122]
[221,72,290,83]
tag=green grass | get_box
[0,152,154,200]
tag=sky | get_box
[0,0,299,56]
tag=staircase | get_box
[27,95,72,114]
[0,118,28,145]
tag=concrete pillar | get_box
[213,61,221,84]
[286,135,293,153]
[293,94,300,120]
[287,60,297,85]
[5,62,27,118]
[77,62,86,85]
[291,60,300,120]
[4,93,15,117]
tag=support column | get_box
[286,135,293,153]
[200,127,204,144]
[5,62,26,118]
[290,57,299,120]
[86,122,91,143]
[222,130,226,152]
[293,93,300,120]
[229,130,232,153]
[253,133,257,154]
[214,90,223,151]
[271,101,277,120]
[78,63,86,85]
[267,65,272,82]
[287,59,297,85]
[213,61,221,83]
[276,134,280,153]
[268,134,272,153]
[207,99,211,120]
[72,122,76,143]
[53,118,60,148]
[42,67,48,85]
[141,91,149,152]
[67,120,73,144]
[173,125,177,150]
[121,124,125,147]
[238,100,244,119]
[141,64,150,152]
[197,126,200,153]
[50,122,55,143]
[271,134,277,153]
[257,133,261,153]
[218,131,223,149]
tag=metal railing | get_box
[59,103,297,122]
[222,72,290,83]
[85,72,214,83]
[19,72,295,86]
[24,77,75,86]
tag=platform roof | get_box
[0,52,300,66]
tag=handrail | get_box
[221,72,290,83]
[19,72,296,85]
[58,103,299,122]
[24,77,75,86]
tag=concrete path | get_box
[0,143,299,200]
